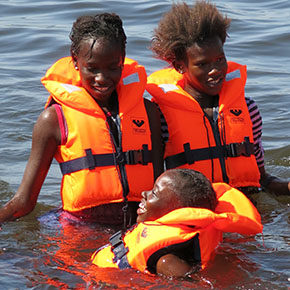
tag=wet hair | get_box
[167,168,218,211]
[151,0,231,66]
[69,12,127,60]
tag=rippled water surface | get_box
[0,0,289,289]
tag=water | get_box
[0,0,289,288]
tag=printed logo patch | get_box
[141,227,148,238]
[137,227,148,244]
[133,119,145,127]
[230,109,242,116]
[131,117,146,134]
[228,108,245,124]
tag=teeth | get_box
[207,77,222,87]
[209,78,219,84]
[138,201,146,212]
[95,87,109,92]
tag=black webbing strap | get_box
[165,137,254,169]
[59,144,152,175]
[109,230,131,269]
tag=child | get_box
[0,13,164,226]
[91,169,263,278]
[146,0,289,195]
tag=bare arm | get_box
[259,166,290,196]
[0,106,61,223]
[156,253,193,278]
[144,99,164,180]
[245,97,289,195]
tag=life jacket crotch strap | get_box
[109,230,131,269]
[59,144,152,175]
[166,136,254,169]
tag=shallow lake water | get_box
[0,0,289,288]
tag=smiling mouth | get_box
[207,76,224,87]
[93,85,111,93]
[137,200,146,215]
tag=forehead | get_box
[156,173,177,194]
[186,36,224,59]
[77,37,123,59]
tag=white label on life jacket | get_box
[158,84,179,93]
[226,69,241,81]
[60,83,82,93]
[123,73,140,85]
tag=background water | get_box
[0,0,289,289]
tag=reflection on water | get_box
[0,0,289,288]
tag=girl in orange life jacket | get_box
[146,0,289,196]
[0,13,164,226]
[91,169,263,278]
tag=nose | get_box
[208,65,220,76]
[208,59,226,76]
[94,71,108,84]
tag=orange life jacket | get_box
[91,183,263,274]
[146,62,260,188]
[41,57,154,212]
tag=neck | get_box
[98,91,119,116]
[194,94,219,109]
[184,85,218,109]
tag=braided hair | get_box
[70,13,127,60]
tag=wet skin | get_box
[136,171,194,277]
[74,38,124,108]
[137,171,181,223]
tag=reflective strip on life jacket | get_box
[41,57,154,211]
[147,62,260,187]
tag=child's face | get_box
[74,37,124,106]
[137,172,181,223]
[182,35,227,98]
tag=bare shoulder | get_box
[156,253,192,278]
[33,105,61,145]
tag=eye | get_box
[110,64,120,70]
[86,67,99,73]
[150,189,158,200]
[196,62,206,68]
[216,56,226,63]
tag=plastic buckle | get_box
[239,143,251,157]
[242,137,252,156]
[125,150,143,165]
[109,231,123,248]
[227,140,252,158]
[227,143,238,157]
[109,231,129,263]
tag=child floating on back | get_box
[91,169,263,278]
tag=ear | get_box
[73,59,78,71]
[173,60,185,74]
[71,52,78,70]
